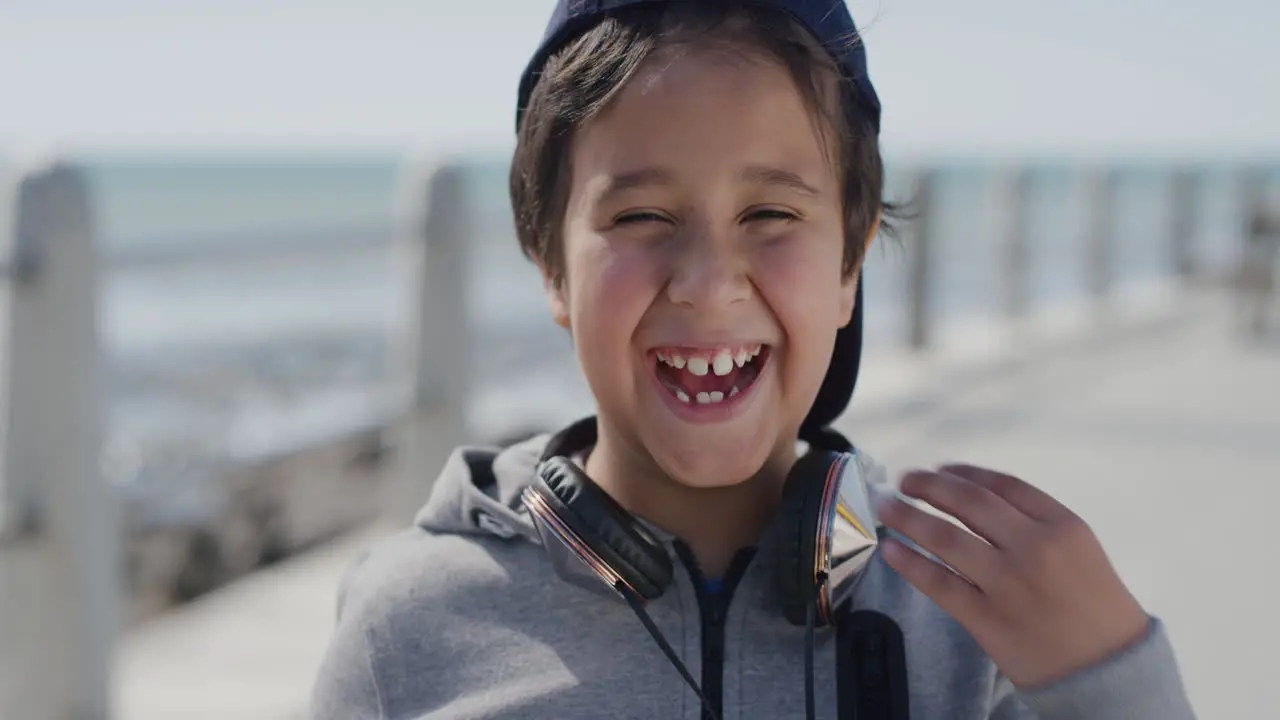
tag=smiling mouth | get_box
[651,344,771,405]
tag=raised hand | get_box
[876,464,1151,689]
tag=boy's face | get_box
[548,46,863,488]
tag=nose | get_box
[663,226,752,310]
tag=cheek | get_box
[755,236,847,326]
[564,237,661,358]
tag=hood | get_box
[413,432,548,544]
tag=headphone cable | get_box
[804,571,828,720]
[617,570,829,720]
[619,583,721,720]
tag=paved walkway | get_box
[116,292,1278,719]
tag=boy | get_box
[310,2,1195,718]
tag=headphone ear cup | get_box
[775,450,844,626]
[531,456,673,600]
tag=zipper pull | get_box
[707,603,723,629]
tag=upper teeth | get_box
[712,353,734,376]
[658,345,761,377]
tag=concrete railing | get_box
[0,152,1274,719]
[0,159,116,720]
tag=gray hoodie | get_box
[309,430,1196,719]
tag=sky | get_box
[1,0,1277,159]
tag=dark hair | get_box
[510,2,896,287]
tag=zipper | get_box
[673,541,756,720]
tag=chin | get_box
[650,428,777,491]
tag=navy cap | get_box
[515,0,878,439]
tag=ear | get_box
[537,261,571,329]
[839,213,881,327]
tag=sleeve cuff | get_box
[1017,617,1197,720]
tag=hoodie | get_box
[309,429,1196,719]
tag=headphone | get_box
[521,416,881,627]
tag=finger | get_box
[938,464,1074,524]
[876,496,1002,591]
[898,469,1035,549]
[880,536,986,625]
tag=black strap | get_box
[835,606,910,720]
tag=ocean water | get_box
[4,153,1269,526]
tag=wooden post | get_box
[0,160,116,719]
[1082,166,1116,316]
[384,156,473,524]
[1168,167,1198,283]
[1238,165,1278,335]
[990,165,1031,323]
[905,168,936,351]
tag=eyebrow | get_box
[596,167,674,203]
[741,165,822,197]
[595,164,822,203]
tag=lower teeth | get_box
[677,386,741,405]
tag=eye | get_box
[614,210,673,226]
[742,207,800,223]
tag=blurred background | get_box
[1,1,1277,718]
